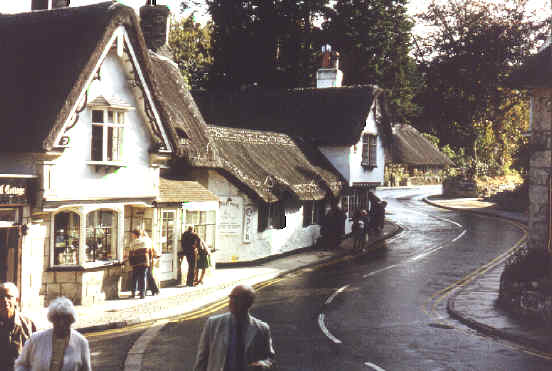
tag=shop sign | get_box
[0,179,28,204]
[218,197,242,235]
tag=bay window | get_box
[86,209,117,262]
[53,211,80,265]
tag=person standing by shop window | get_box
[195,237,211,285]
[128,229,154,299]
[180,227,199,287]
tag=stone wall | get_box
[43,265,122,306]
[497,88,552,325]
[528,89,552,254]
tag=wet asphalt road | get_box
[91,186,552,370]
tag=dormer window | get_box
[87,95,134,168]
[91,109,125,162]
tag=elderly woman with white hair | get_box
[14,296,91,371]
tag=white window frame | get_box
[89,108,126,166]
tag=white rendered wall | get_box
[318,103,385,186]
[205,170,320,263]
[348,105,385,186]
[48,51,157,201]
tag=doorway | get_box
[158,210,176,282]
[0,228,21,288]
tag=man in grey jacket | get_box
[194,284,275,371]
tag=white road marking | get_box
[318,313,342,344]
[452,229,467,242]
[365,361,387,371]
[325,285,350,304]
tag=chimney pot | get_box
[52,0,70,8]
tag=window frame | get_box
[258,201,286,231]
[184,210,217,251]
[88,108,126,166]
[361,134,378,168]
[52,210,81,266]
[85,209,118,263]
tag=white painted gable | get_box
[318,100,385,186]
[43,27,172,201]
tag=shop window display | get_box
[54,212,80,265]
[86,209,117,262]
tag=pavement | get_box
[28,195,552,358]
[26,221,402,333]
[425,196,552,354]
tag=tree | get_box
[321,0,421,124]
[413,0,547,174]
[204,0,330,89]
[168,15,213,90]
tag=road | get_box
[90,186,552,370]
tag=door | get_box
[0,228,20,288]
[158,210,176,282]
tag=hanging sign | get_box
[243,206,254,243]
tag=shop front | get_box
[43,200,156,305]
[157,178,218,285]
[0,176,34,297]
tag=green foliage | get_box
[168,15,213,90]
[205,0,329,89]
[322,0,422,124]
[413,0,546,172]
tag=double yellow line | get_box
[175,278,285,321]
[86,277,286,338]
[423,218,552,359]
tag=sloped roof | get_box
[158,178,218,203]
[148,52,212,160]
[508,44,552,89]
[208,126,344,202]
[193,85,381,147]
[0,2,205,156]
[386,124,453,167]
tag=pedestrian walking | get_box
[128,229,154,299]
[0,282,37,371]
[145,231,160,296]
[15,296,91,371]
[351,213,365,250]
[194,284,276,371]
[180,226,199,287]
[374,201,387,232]
[194,238,211,285]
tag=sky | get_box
[1,0,550,37]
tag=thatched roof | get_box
[158,178,218,204]
[148,52,212,159]
[208,126,344,203]
[386,124,453,167]
[192,85,382,147]
[0,2,206,156]
[508,44,552,89]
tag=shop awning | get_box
[158,178,219,204]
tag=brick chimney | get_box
[316,44,343,88]
[140,1,170,52]
[52,0,70,9]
